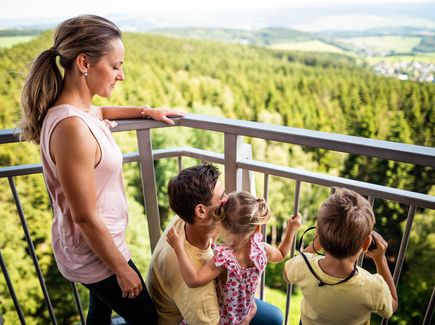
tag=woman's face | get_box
[87,38,125,98]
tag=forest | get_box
[0,30,434,324]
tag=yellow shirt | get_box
[145,217,220,325]
[285,253,393,325]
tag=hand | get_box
[240,300,257,324]
[166,227,184,252]
[116,265,143,299]
[145,107,185,125]
[287,213,302,232]
[365,231,388,262]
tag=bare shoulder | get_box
[50,117,97,161]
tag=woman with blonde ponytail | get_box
[167,191,302,324]
[20,14,184,324]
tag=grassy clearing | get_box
[0,36,36,48]
[336,36,422,54]
[365,53,435,64]
[264,286,303,325]
[270,40,347,54]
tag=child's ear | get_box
[255,225,261,233]
[361,234,372,252]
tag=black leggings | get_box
[83,260,157,325]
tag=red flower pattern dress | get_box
[212,232,267,325]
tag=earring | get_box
[83,71,88,77]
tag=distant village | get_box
[373,60,434,83]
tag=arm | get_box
[167,227,222,288]
[365,231,398,312]
[100,106,184,125]
[266,213,302,263]
[51,117,141,298]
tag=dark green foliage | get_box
[0,30,433,324]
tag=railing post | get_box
[423,286,435,325]
[137,129,161,252]
[284,180,301,325]
[224,134,243,193]
[381,205,416,325]
[240,143,256,194]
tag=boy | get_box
[284,188,398,325]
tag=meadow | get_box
[0,35,37,48]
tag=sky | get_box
[1,0,434,31]
[1,0,433,19]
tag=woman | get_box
[20,15,183,324]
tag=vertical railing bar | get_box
[381,204,416,325]
[358,195,375,267]
[7,176,57,325]
[392,205,416,285]
[224,133,239,193]
[284,180,301,325]
[259,173,269,300]
[0,249,26,324]
[177,156,183,172]
[70,282,85,325]
[423,285,435,325]
[137,129,161,252]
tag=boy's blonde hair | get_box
[210,191,270,248]
[317,188,375,259]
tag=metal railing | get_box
[1,114,434,325]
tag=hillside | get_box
[0,31,434,324]
[151,27,314,45]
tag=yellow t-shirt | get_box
[285,253,393,325]
[145,217,220,325]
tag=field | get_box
[336,36,422,54]
[269,40,347,54]
[0,35,36,48]
[365,53,435,64]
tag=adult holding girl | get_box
[20,14,183,324]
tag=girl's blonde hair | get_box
[210,191,271,248]
[19,15,122,143]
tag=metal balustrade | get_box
[0,114,434,324]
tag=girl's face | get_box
[87,38,125,98]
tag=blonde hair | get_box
[19,15,122,143]
[317,188,375,259]
[210,191,271,249]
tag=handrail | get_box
[1,113,434,325]
[1,147,434,209]
[2,113,435,167]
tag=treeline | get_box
[0,30,433,324]
[152,27,314,46]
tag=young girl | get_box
[167,191,302,325]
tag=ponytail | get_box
[19,15,122,144]
[20,48,62,143]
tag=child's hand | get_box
[365,231,388,262]
[287,213,302,232]
[166,227,183,251]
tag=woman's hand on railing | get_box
[144,106,185,125]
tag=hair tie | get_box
[50,47,59,57]
[219,197,228,206]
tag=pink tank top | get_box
[40,104,130,284]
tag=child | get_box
[284,188,398,325]
[167,191,302,325]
